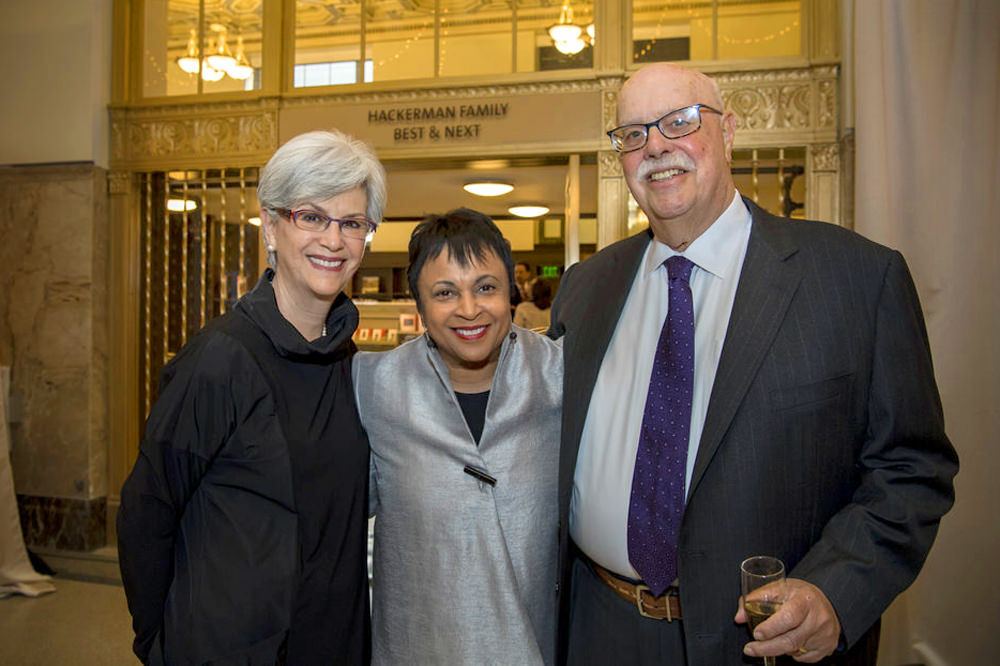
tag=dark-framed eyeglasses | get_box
[607,104,723,153]
[272,208,378,240]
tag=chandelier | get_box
[547,2,594,56]
[177,24,253,82]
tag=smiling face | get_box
[262,186,368,307]
[417,247,512,387]
[618,64,737,248]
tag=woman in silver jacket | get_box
[353,208,562,665]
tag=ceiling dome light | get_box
[508,205,550,218]
[177,29,201,74]
[554,37,586,55]
[548,2,592,56]
[200,63,225,82]
[226,35,253,80]
[167,199,198,212]
[206,28,236,72]
[548,22,583,42]
[464,181,514,197]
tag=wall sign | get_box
[367,103,509,143]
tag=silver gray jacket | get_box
[353,326,562,665]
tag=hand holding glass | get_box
[741,556,787,666]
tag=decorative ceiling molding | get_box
[718,65,838,135]
[109,66,839,170]
[111,100,277,169]
[280,78,606,107]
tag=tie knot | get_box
[665,255,695,283]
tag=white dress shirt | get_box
[570,191,752,579]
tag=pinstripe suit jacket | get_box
[548,198,958,665]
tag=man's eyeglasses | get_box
[272,208,378,241]
[607,104,723,153]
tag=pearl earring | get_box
[267,243,275,252]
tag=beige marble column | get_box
[0,164,110,551]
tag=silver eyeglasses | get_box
[273,208,378,240]
[607,104,723,153]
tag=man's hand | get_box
[734,578,841,663]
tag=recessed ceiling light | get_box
[468,159,510,170]
[507,205,550,218]
[464,181,514,197]
[166,199,198,212]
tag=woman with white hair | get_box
[117,129,385,666]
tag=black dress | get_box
[118,269,370,665]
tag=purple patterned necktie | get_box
[627,255,695,596]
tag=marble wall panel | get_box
[16,495,106,551]
[0,164,109,549]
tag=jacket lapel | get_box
[688,200,802,499]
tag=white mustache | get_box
[636,155,696,180]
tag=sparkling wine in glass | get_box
[741,555,787,666]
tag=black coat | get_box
[118,271,370,665]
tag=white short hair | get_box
[257,129,387,224]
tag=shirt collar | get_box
[642,190,750,279]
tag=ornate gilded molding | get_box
[712,65,838,85]
[110,98,279,169]
[811,143,840,171]
[817,79,836,129]
[602,90,618,133]
[716,65,838,136]
[724,85,810,131]
[280,78,605,108]
[599,151,622,179]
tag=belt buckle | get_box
[634,583,671,622]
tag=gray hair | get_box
[258,129,387,267]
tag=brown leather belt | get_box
[591,562,682,621]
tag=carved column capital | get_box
[108,171,132,196]
[811,143,840,171]
[599,150,623,179]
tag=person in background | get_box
[548,62,957,665]
[117,129,385,666]
[514,261,537,302]
[514,278,554,331]
[353,208,562,665]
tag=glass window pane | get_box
[144,0,262,98]
[144,0,198,97]
[518,0,594,73]
[717,0,800,60]
[439,3,513,77]
[632,0,801,64]
[202,1,263,94]
[295,0,363,87]
[367,2,436,81]
[632,1,704,63]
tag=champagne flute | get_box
[741,555,787,666]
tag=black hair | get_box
[531,279,553,310]
[407,208,515,310]
[515,261,532,271]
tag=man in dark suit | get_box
[548,62,957,665]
